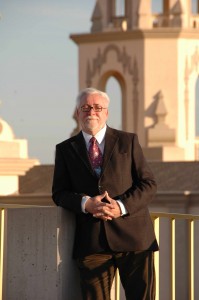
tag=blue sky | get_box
[0,0,94,163]
[0,0,198,164]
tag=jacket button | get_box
[98,185,104,193]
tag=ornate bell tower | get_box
[70,0,199,161]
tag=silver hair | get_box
[76,87,110,108]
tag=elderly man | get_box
[52,87,158,300]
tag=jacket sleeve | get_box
[52,145,83,214]
[118,134,157,216]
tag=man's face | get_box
[76,93,108,135]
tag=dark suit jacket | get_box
[52,126,158,258]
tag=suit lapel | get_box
[70,132,95,175]
[101,127,119,176]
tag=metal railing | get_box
[152,212,199,300]
[114,212,199,300]
[0,205,199,300]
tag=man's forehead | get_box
[81,94,106,104]
[83,103,101,106]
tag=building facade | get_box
[71,0,199,161]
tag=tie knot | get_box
[90,137,96,144]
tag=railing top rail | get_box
[0,205,199,221]
[0,193,51,199]
[0,204,54,209]
[151,212,199,220]
[0,194,55,207]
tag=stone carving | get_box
[86,44,139,131]
[91,1,103,33]
[86,44,138,86]
[147,91,175,146]
[190,47,199,71]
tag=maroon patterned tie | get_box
[88,137,103,176]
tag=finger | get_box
[96,204,113,211]
[93,215,112,221]
[99,191,107,199]
[103,208,114,217]
[93,211,114,219]
[105,192,113,203]
[96,202,107,207]
[93,211,113,219]
[93,212,105,217]
[103,216,112,221]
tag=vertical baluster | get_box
[171,218,176,300]
[115,268,120,300]
[188,219,194,300]
[0,209,5,300]
[153,216,160,300]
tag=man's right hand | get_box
[85,191,115,220]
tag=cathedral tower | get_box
[70,0,199,161]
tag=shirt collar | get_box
[82,125,107,146]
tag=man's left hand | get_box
[93,192,121,220]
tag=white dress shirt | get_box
[81,125,127,216]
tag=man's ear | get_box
[76,108,79,118]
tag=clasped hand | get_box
[85,191,121,221]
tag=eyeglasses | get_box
[80,105,107,112]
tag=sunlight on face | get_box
[76,94,109,135]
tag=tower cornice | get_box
[70,28,199,45]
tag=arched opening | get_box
[195,77,199,136]
[105,76,122,130]
[191,0,198,14]
[115,0,125,16]
[151,0,163,13]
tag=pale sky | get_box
[0,0,198,164]
[0,0,95,163]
